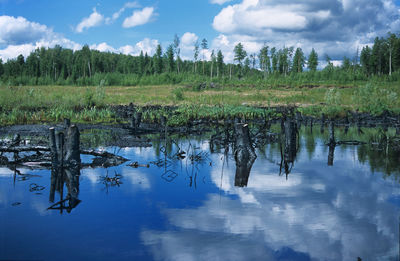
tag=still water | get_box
[1,125,400,261]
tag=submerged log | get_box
[0,146,50,153]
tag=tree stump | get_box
[234,123,257,187]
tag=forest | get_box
[1,33,400,87]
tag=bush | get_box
[352,83,398,115]
[172,88,184,101]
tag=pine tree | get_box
[342,56,351,71]
[360,46,372,75]
[292,47,305,73]
[234,43,247,76]
[154,44,163,74]
[194,40,199,73]
[138,51,145,75]
[308,48,318,72]
[216,50,224,77]
[166,45,175,72]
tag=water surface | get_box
[1,125,400,261]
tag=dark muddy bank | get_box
[112,104,400,128]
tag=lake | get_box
[1,123,400,261]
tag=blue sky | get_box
[0,0,399,64]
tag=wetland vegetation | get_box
[0,33,399,126]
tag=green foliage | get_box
[2,32,400,87]
[172,88,184,101]
[352,83,398,115]
[234,43,247,66]
[308,48,318,71]
[325,88,342,106]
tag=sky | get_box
[0,0,400,64]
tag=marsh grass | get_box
[0,81,399,125]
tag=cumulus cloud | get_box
[141,144,400,261]
[89,42,117,53]
[122,7,154,28]
[211,34,263,63]
[90,38,159,56]
[179,32,199,60]
[212,0,400,60]
[75,8,104,33]
[0,15,81,61]
[0,16,50,45]
[105,1,140,24]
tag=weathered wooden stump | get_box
[279,118,298,177]
[64,125,80,166]
[328,146,335,166]
[49,127,58,166]
[48,122,81,213]
[234,123,257,187]
[64,118,71,128]
[50,125,81,168]
[328,121,336,146]
[160,115,167,127]
[130,112,142,130]
[284,119,297,163]
[55,132,64,166]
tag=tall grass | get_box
[0,80,399,125]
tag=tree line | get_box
[0,32,399,86]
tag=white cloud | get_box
[0,44,35,61]
[89,42,117,53]
[91,38,159,56]
[211,0,400,60]
[210,0,232,5]
[0,15,81,61]
[75,8,104,33]
[133,38,159,55]
[179,32,199,60]
[122,7,154,28]
[106,1,141,24]
[181,32,198,46]
[0,16,49,45]
[210,34,263,63]
[213,4,307,34]
[141,146,400,261]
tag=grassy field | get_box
[0,82,399,125]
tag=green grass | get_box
[0,81,399,125]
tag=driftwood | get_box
[0,146,50,153]
[128,162,150,168]
[0,121,129,169]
